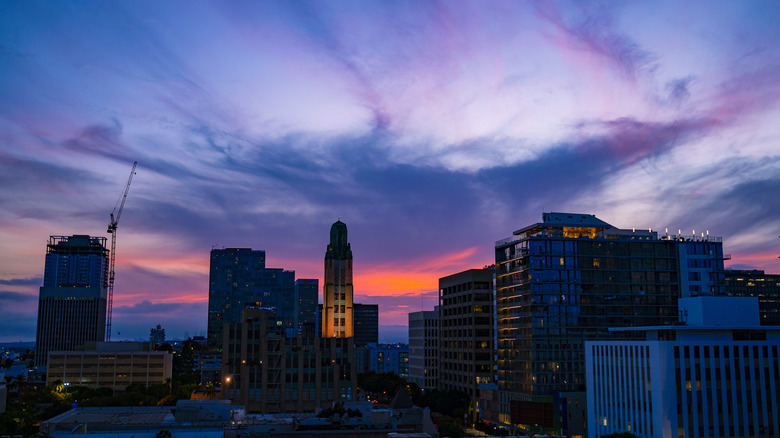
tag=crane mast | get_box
[106,161,137,341]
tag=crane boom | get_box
[106,161,137,341]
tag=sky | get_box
[1,1,778,344]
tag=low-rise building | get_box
[40,400,236,437]
[586,296,780,438]
[356,344,409,377]
[46,341,172,391]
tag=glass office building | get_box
[36,235,109,368]
[494,213,726,427]
[207,248,296,348]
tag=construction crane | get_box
[106,161,137,341]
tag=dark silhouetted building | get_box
[222,307,356,413]
[150,324,165,345]
[220,222,359,413]
[295,278,318,336]
[207,248,295,348]
[323,220,354,338]
[36,235,109,368]
[494,213,727,429]
[439,268,495,412]
[725,269,780,325]
[354,303,379,347]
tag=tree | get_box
[0,400,39,435]
[204,382,217,400]
[437,420,465,438]
[318,402,363,418]
[358,371,408,400]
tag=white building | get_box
[586,297,780,438]
[408,308,438,390]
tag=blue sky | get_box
[1,1,778,343]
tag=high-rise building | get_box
[494,213,726,428]
[207,248,295,348]
[408,309,439,390]
[220,222,359,412]
[586,296,780,438]
[725,269,780,325]
[295,279,319,336]
[354,303,379,347]
[439,268,495,407]
[150,324,165,345]
[322,220,354,338]
[36,235,109,368]
[222,307,356,413]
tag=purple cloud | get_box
[0,277,42,286]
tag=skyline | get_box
[1,1,779,343]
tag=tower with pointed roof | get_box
[323,220,354,338]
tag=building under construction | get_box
[35,235,109,368]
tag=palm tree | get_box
[205,382,217,400]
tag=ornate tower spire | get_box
[323,220,354,338]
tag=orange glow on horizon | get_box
[117,254,210,276]
[355,247,486,297]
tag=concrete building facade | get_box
[438,268,495,403]
[46,342,172,391]
[586,297,780,438]
[408,309,438,390]
[222,307,356,413]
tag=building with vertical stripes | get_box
[322,220,354,338]
[586,296,780,438]
[36,235,109,368]
[46,341,172,392]
[408,308,439,390]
